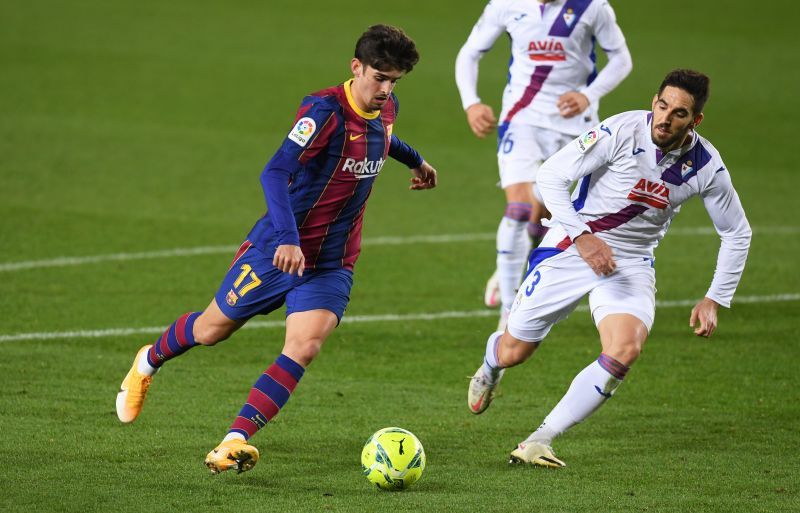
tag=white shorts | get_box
[507,252,656,342]
[497,123,574,188]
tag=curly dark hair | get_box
[354,24,419,73]
[658,69,711,114]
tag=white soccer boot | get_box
[467,366,505,414]
[509,440,566,468]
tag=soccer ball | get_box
[361,427,426,491]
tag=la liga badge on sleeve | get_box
[288,117,317,147]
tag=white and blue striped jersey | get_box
[455,0,630,136]
[536,110,752,307]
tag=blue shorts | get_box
[214,242,354,322]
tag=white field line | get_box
[0,233,495,272]
[1,226,797,273]
[1,293,798,344]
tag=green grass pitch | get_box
[1,1,798,512]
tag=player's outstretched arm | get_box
[689,297,719,338]
[409,161,437,190]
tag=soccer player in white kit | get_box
[467,69,752,467]
[455,0,632,330]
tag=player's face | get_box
[350,59,405,111]
[650,86,704,152]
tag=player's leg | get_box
[116,301,244,423]
[205,309,338,474]
[468,330,540,414]
[205,268,352,474]
[222,309,338,442]
[597,313,649,367]
[483,196,534,313]
[512,314,647,467]
[469,253,593,414]
[490,123,545,327]
[150,299,244,366]
[513,261,655,467]
[116,242,286,424]
[494,183,533,330]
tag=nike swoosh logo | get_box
[594,385,612,398]
[349,133,364,141]
[632,147,645,155]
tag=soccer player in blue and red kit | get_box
[115,24,437,475]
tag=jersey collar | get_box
[344,79,381,120]
[647,111,699,161]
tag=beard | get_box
[651,123,690,151]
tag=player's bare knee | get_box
[607,341,642,366]
[623,342,643,365]
[284,337,324,366]
[497,335,539,367]
[504,182,534,204]
[193,323,232,346]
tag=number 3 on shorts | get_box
[524,270,541,297]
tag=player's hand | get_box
[557,92,590,119]
[689,297,719,338]
[409,161,437,190]
[273,244,305,277]
[574,232,616,276]
[465,103,497,138]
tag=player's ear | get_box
[690,112,704,129]
[351,58,363,78]
[651,94,658,110]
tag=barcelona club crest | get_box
[563,8,575,27]
[226,289,239,306]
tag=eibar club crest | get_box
[563,8,575,27]
[681,160,694,179]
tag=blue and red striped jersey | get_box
[247,80,423,271]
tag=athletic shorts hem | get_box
[506,323,552,343]
[591,305,654,333]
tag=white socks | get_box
[223,432,247,443]
[480,331,505,382]
[496,216,531,311]
[137,349,158,377]
[530,358,626,444]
